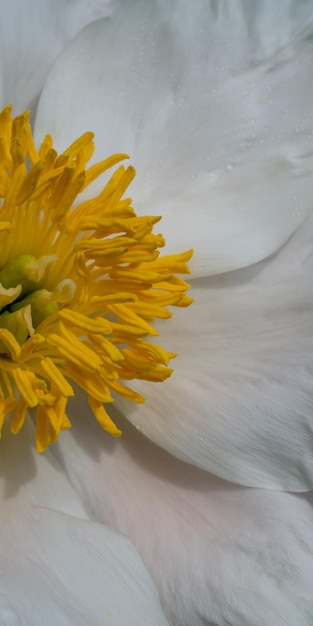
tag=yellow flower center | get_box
[0,105,193,452]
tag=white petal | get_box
[112,212,313,491]
[0,0,116,113]
[50,411,313,626]
[34,0,313,277]
[0,418,168,625]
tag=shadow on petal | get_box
[0,419,37,498]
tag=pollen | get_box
[0,105,193,451]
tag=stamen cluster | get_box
[0,105,192,451]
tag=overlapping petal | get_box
[0,419,169,625]
[114,213,313,490]
[35,0,313,277]
[51,408,313,626]
[0,0,116,113]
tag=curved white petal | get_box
[34,0,313,277]
[50,411,313,626]
[112,212,313,491]
[0,0,116,112]
[0,419,168,625]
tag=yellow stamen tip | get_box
[0,105,193,451]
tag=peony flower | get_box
[1,1,313,625]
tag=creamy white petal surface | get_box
[0,420,169,626]
[51,409,313,626]
[35,0,313,277]
[0,0,116,113]
[33,0,313,487]
[111,213,313,490]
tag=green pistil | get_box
[0,253,57,298]
[0,254,43,297]
[10,289,59,328]
[0,254,59,354]
[0,307,31,353]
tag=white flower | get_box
[0,1,313,625]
